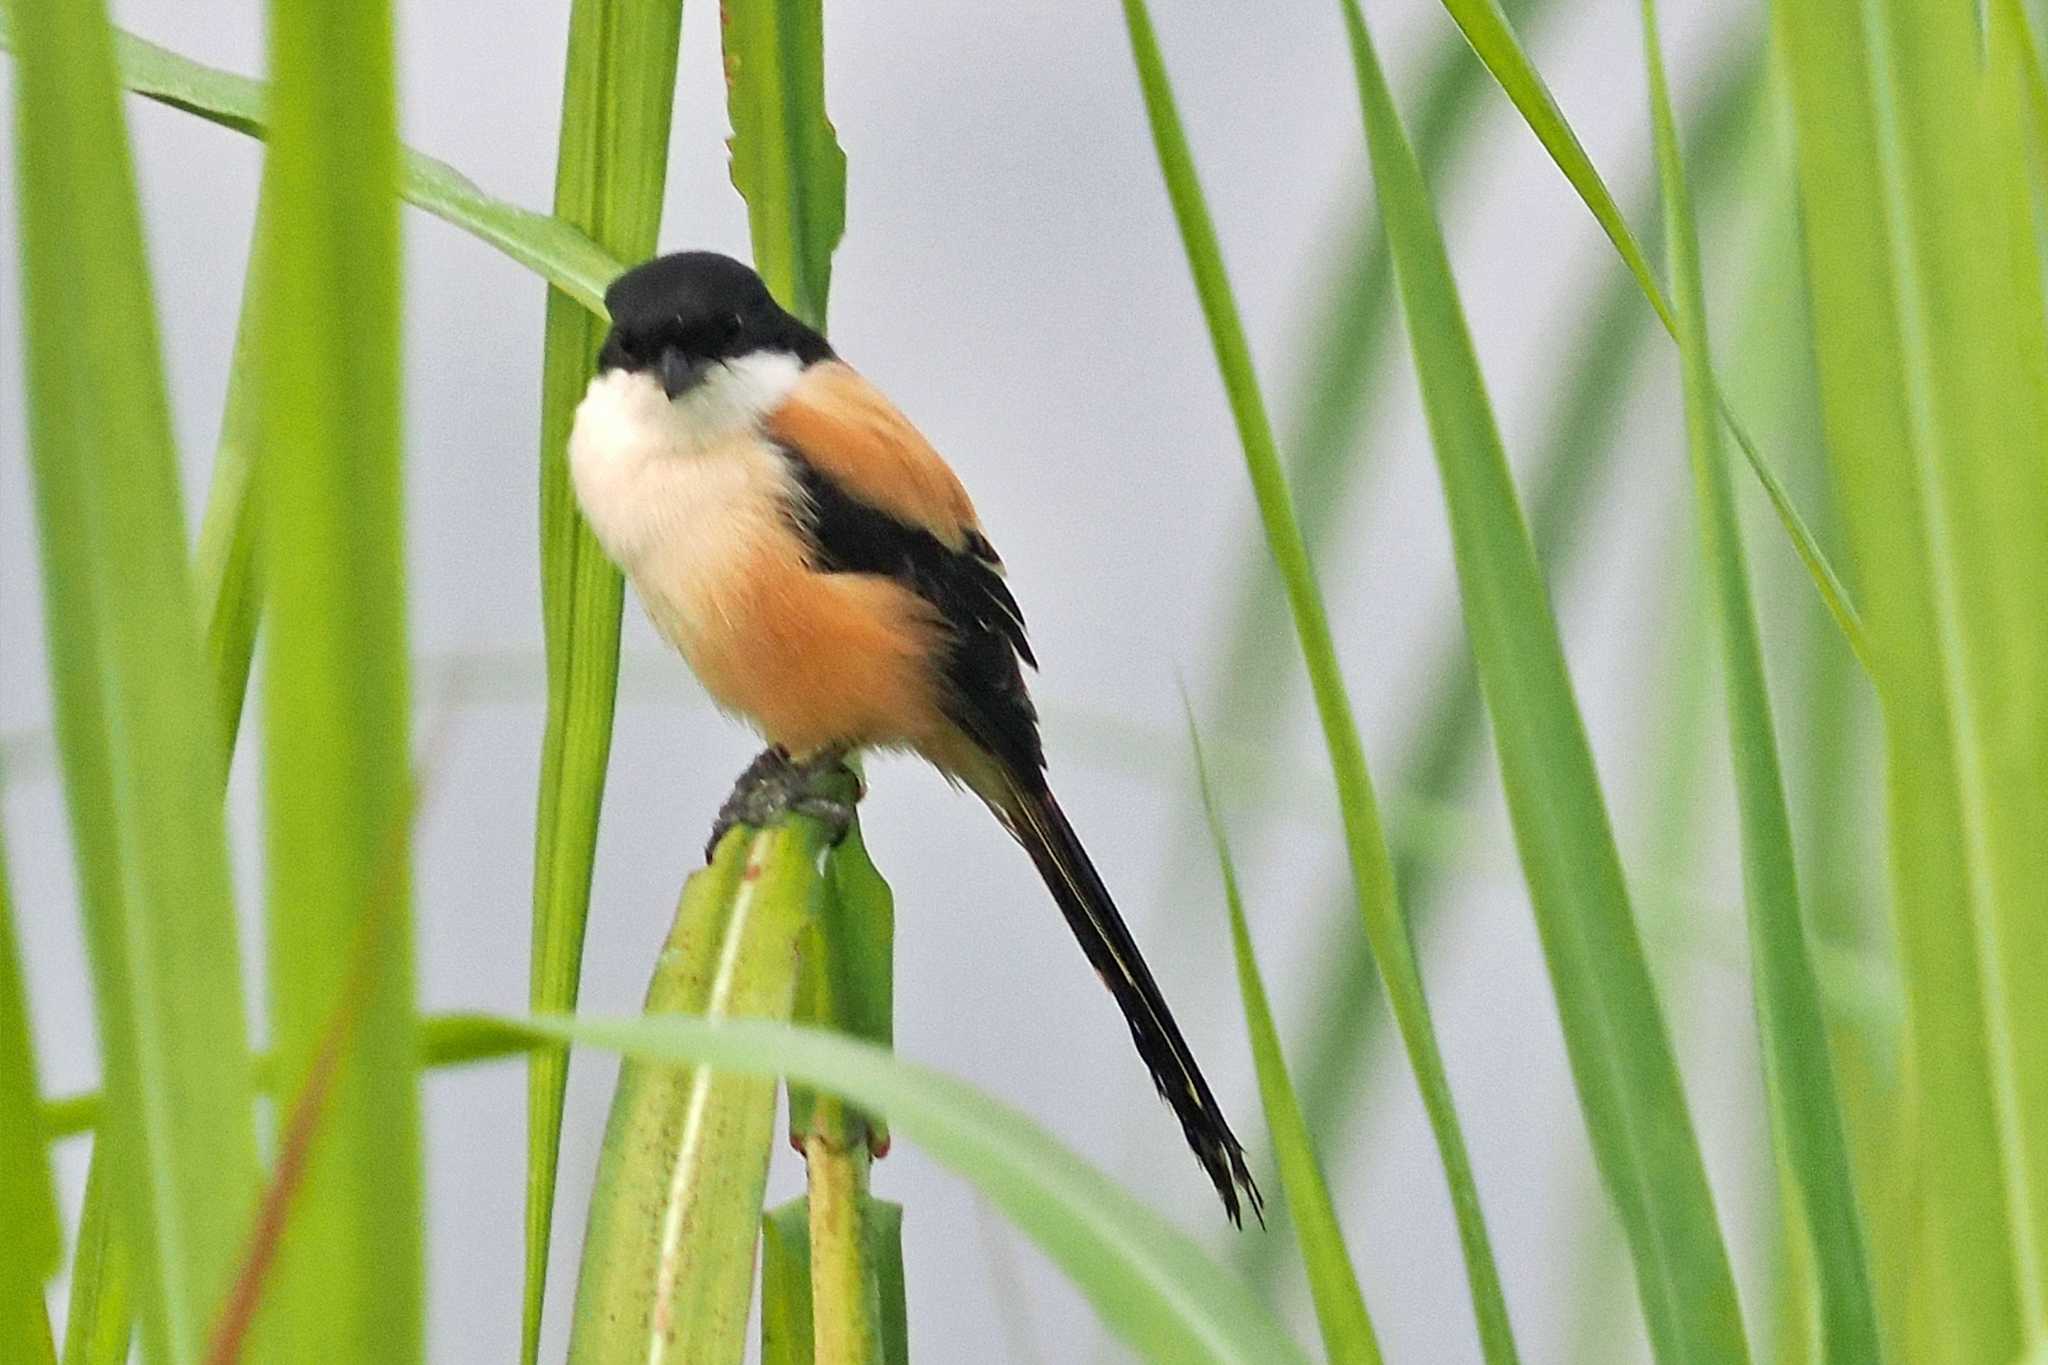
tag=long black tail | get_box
[1003,779,1263,1225]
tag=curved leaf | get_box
[1426,0,1868,671]
[0,21,625,316]
[494,1013,1308,1365]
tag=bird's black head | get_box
[597,251,834,396]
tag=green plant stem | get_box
[567,817,836,1365]
[523,5,683,1360]
[803,1131,881,1365]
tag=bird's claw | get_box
[704,746,859,862]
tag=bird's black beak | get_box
[659,348,711,398]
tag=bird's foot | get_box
[704,746,860,862]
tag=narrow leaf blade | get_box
[723,0,846,329]
[523,5,684,1359]
[11,0,263,1354]
[1118,2,1520,1357]
[1637,2,1883,1357]
[1187,721,1381,1364]
[1427,0,1867,668]
[1338,2,1751,1358]
[257,0,422,1353]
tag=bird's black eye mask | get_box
[598,310,747,390]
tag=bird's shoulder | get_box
[765,360,1044,774]
[764,360,981,551]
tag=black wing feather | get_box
[779,445,1262,1224]
[781,452,1043,777]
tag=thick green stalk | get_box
[518,1011,1309,1363]
[802,1131,882,1365]
[784,840,895,1364]
[523,5,683,1360]
[760,1197,909,1365]
[567,819,836,1365]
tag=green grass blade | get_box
[1251,51,1763,1288]
[1636,5,1882,1359]
[1956,13,2048,1321]
[1994,0,2048,191]
[1425,0,1867,671]
[0,826,58,1365]
[10,0,264,1355]
[192,180,273,759]
[1186,721,1380,1365]
[1204,0,1558,759]
[257,0,421,1354]
[501,1012,1308,1364]
[61,1143,135,1365]
[0,22,623,313]
[41,1011,542,1142]
[1337,3,1750,1359]
[1438,0,1665,325]
[1774,0,2045,1354]
[1118,2,1521,1357]
[0,828,57,1301]
[723,0,846,328]
[523,4,683,1359]
[0,1286,52,1365]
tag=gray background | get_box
[3,0,1779,1359]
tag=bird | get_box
[568,249,1261,1225]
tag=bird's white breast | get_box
[567,357,806,653]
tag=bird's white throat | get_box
[567,352,805,577]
